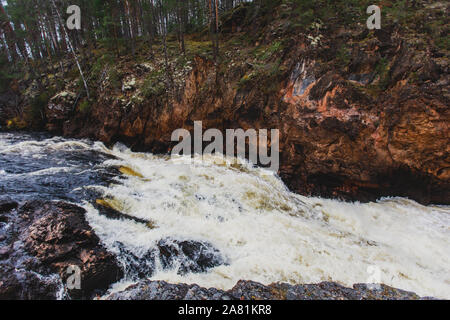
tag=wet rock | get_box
[228,280,276,300]
[158,238,225,274]
[94,200,152,226]
[113,238,225,280]
[21,201,123,298]
[352,283,422,300]
[113,242,156,279]
[106,280,231,300]
[106,280,429,300]
[0,264,61,300]
[0,200,18,214]
[0,201,124,300]
[0,246,11,259]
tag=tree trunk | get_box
[50,0,90,99]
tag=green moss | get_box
[383,0,415,25]
[434,34,449,51]
[78,100,91,114]
[335,45,351,69]
[141,70,166,98]
[254,41,283,61]
[375,57,390,90]
[24,91,53,128]
[108,69,122,90]
[238,59,284,93]
[185,39,212,57]
[90,53,116,82]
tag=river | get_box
[0,131,449,299]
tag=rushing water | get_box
[1,132,449,299]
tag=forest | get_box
[2,1,440,95]
[0,0,257,62]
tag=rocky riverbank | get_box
[105,279,430,300]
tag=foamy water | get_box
[1,133,449,298]
[85,143,450,299]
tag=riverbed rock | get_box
[105,280,230,300]
[157,238,225,274]
[0,200,18,214]
[113,238,225,280]
[0,201,123,300]
[0,264,61,300]
[106,279,429,300]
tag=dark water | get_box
[0,131,117,202]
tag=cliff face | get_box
[2,2,449,205]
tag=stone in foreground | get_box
[106,280,430,300]
[0,201,123,299]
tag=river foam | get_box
[84,143,450,299]
[1,133,449,298]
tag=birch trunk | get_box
[50,0,90,99]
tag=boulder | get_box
[157,238,225,274]
[45,91,77,134]
[0,200,123,300]
[113,238,225,280]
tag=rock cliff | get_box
[1,2,448,204]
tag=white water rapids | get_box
[1,133,449,298]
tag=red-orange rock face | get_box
[43,30,450,205]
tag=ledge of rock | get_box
[0,200,123,300]
[106,280,432,300]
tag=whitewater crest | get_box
[84,143,450,299]
[0,133,449,299]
